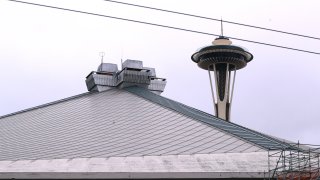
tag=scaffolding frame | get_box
[266,143,320,180]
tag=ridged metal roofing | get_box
[0,87,289,161]
[125,86,290,150]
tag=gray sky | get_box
[1,0,320,144]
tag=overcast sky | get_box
[1,0,320,145]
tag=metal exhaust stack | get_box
[191,36,253,121]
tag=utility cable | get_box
[7,0,320,55]
[103,0,320,41]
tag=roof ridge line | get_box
[0,92,93,119]
[124,86,292,150]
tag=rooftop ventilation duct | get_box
[86,59,166,94]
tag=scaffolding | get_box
[267,143,320,180]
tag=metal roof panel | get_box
[0,87,289,161]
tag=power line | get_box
[102,0,320,41]
[6,0,320,55]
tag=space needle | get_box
[191,35,253,121]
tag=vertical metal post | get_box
[268,150,270,180]
[208,65,216,114]
[317,152,320,180]
[99,52,105,72]
[283,150,286,179]
[317,152,320,179]
[289,150,292,177]
[213,65,219,100]
[298,141,300,180]
[225,63,230,120]
[230,68,237,105]
[309,149,311,179]
[226,63,231,98]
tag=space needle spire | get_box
[191,33,253,121]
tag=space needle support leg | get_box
[230,68,237,106]
[228,66,236,120]
[213,64,219,99]
[224,63,230,121]
[208,65,217,114]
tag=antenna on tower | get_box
[121,48,124,69]
[99,52,105,71]
[220,18,224,37]
[99,52,105,64]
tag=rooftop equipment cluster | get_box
[86,59,167,94]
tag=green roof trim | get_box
[125,86,291,150]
